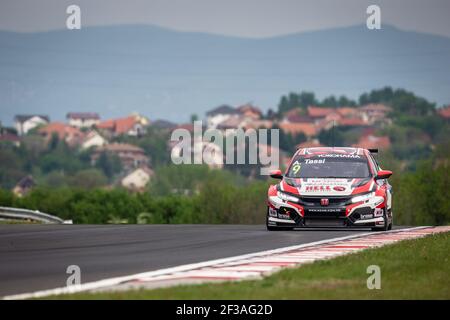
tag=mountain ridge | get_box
[1,23,449,125]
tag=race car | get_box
[267,147,393,231]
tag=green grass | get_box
[0,219,40,224]
[53,232,450,299]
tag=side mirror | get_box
[375,170,392,180]
[270,169,283,180]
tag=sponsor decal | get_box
[374,208,384,217]
[268,207,277,217]
[317,154,361,159]
[292,161,301,174]
[301,179,352,194]
[305,185,332,192]
[278,207,292,219]
[278,213,291,220]
[360,213,374,220]
[305,159,325,164]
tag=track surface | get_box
[0,224,376,296]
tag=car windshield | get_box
[286,154,371,178]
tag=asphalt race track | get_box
[0,224,381,297]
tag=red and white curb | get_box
[4,226,449,299]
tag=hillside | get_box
[0,24,449,124]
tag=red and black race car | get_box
[267,147,393,231]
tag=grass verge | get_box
[52,231,449,299]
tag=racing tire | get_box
[388,211,393,230]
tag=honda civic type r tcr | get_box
[267,147,393,231]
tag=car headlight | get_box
[277,191,299,203]
[351,192,375,203]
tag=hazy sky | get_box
[0,0,450,38]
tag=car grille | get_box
[298,196,350,218]
[298,196,352,207]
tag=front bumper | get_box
[268,195,385,228]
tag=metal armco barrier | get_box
[0,206,72,224]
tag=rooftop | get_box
[438,106,450,119]
[97,116,139,134]
[67,112,100,120]
[206,105,240,116]
[38,122,83,139]
[307,106,336,118]
[279,122,318,137]
[99,143,145,153]
[14,115,50,123]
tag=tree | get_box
[278,96,290,114]
[298,91,317,108]
[69,169,108,189]
[95,152,122,179]
[277,91,318,115]
[318,127,345,147]
[0,146,26,189]
[190,114,199,123]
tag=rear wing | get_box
[368,148,378,154]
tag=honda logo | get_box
[320,198,329,206]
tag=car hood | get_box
[282,177,372,196]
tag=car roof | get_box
[295,147,367,157]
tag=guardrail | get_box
[0,206,72,224]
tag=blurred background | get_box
[0,0,449,226]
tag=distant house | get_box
[216,116,249,135]
[336,107,360,118]
[171,139,223,169]
[97,114,148,137]
[338,117,368,127]
[206,105,240,128]
[0,132,21,147]
[14,115,49,136]
[81,131,107,150]
[237,104,262,120]
[173,123,196,133]
[359,104,392,124]
[13,175,35,197]
[437,105,450,122]
[307,106,336,121]
[38,122,84,147]
[315,111,342,131]
[121,166,154,191]
[66,112,100,128]
[92,143,149,170]
[279,122,318,137]
[315,107,368,130]
[352,134,391,150]
[243,119,273,130]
